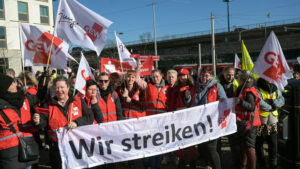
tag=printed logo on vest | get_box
[73,107,79,116]
[23,102,27,110]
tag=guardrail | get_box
[104,18,300,49]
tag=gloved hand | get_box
[42,70,50,78]
[270,101,277,111]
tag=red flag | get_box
[101,58,133,74]
[100,57,154,76]
[140,56,154,76]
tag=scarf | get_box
[0,90,25,108]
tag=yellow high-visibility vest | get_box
[215,77,239,93]
[259,88,278,117]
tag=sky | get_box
[53,0,300,44]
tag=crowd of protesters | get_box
[0,61,297,169]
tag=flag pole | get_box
[19,23,27,87]
[43,28,56,86]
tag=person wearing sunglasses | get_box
[97,72,123,123]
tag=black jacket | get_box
[37,95,94,129]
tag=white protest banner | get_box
[55,0,112,56]
[20,23,71,69]
[115,32,137,68]
[75,53,95,95]
[57,98,237,169]
[253,31,293,91]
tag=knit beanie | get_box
[0,74,14,96]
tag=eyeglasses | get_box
[98,80,109,83]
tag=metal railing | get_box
[104,18,300,49]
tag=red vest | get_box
[0,98,35,151]
[235,86,261,126]
[145,83,168,116]
[48,97,83,142]
[190,83,218,106]
[175,85,194,110]
[27,86,37,95]
[122,90,146,119]
[98,92,118,123]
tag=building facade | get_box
[0,0,54,75]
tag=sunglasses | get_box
[98,80,109,83]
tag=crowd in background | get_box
[0,61,299,169]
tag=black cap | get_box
[0,74,14,96]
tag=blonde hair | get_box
[18,71,38,87]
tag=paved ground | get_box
[35,137,283,169]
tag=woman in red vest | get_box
[185,68,227,169]
[117,70,146,119]
[84,79,104,124]
[96,72,123,123]
[0,75,41,169]
[173,68,196,168]
[234,70,261,169]
[33,76,94,169]
[141,69,169,169]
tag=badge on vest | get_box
[23,102,27,110]
[73,107,79,116]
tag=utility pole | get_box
[152,3,158,68]
[198,43,201,73]
[211,13,216,76]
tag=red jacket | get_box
[235,86,261,126]
[145,83,168,116]
[0,98,35,150]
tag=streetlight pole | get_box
[224,0,232,32]
[265,12,270,39]
[152,3,158,68]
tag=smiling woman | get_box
[33,76,94,169]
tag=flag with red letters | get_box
[20,23,72,69]
[253,31,292,91]
[54,0,112,56]
[75,53,95,96]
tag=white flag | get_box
[55,0,112,56]
[75,53,95,95]
[297,57,300,64]
[20,23,71,69]
[65,67,72,73]
[253,31,292,91]
[115,32,137,68]
[234,53,241,69]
